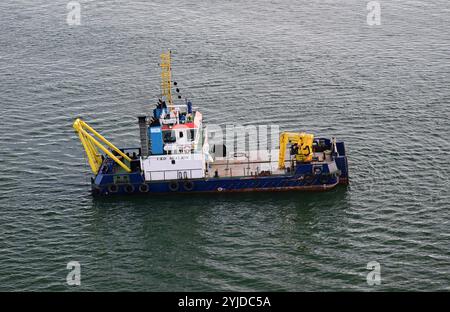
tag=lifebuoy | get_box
[108,184,119,193]
[168,181,179,192]
[139,183,149,193]
[313,166,322,175]
[124,184,135,193]
[183,181,194,191]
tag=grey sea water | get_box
[0,0,449,291]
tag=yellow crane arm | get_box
[278,132,314,169]
[73,118,132,174]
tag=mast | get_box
[160,50,174,111]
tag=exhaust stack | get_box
[138,116,149,157]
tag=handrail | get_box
[73,118,132,174]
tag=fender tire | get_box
[183,181,194,191]
[319,174,330,184]
[303,174,315,185]
[139,183,149,193]
[124,184,135,193]
[108,184,119,193]
[168,181,179,192]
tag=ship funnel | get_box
[138,116,149,157]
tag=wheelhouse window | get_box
[163,130,176,143]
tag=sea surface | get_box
[0,0,449,291]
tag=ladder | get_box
[160,51,174,111]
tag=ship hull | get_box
[91,173,345,196]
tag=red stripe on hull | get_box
[214,182,339,193]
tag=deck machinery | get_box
[73,51,349,196]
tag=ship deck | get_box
[209,149,329,178]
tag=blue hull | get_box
[92,175,342,196]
